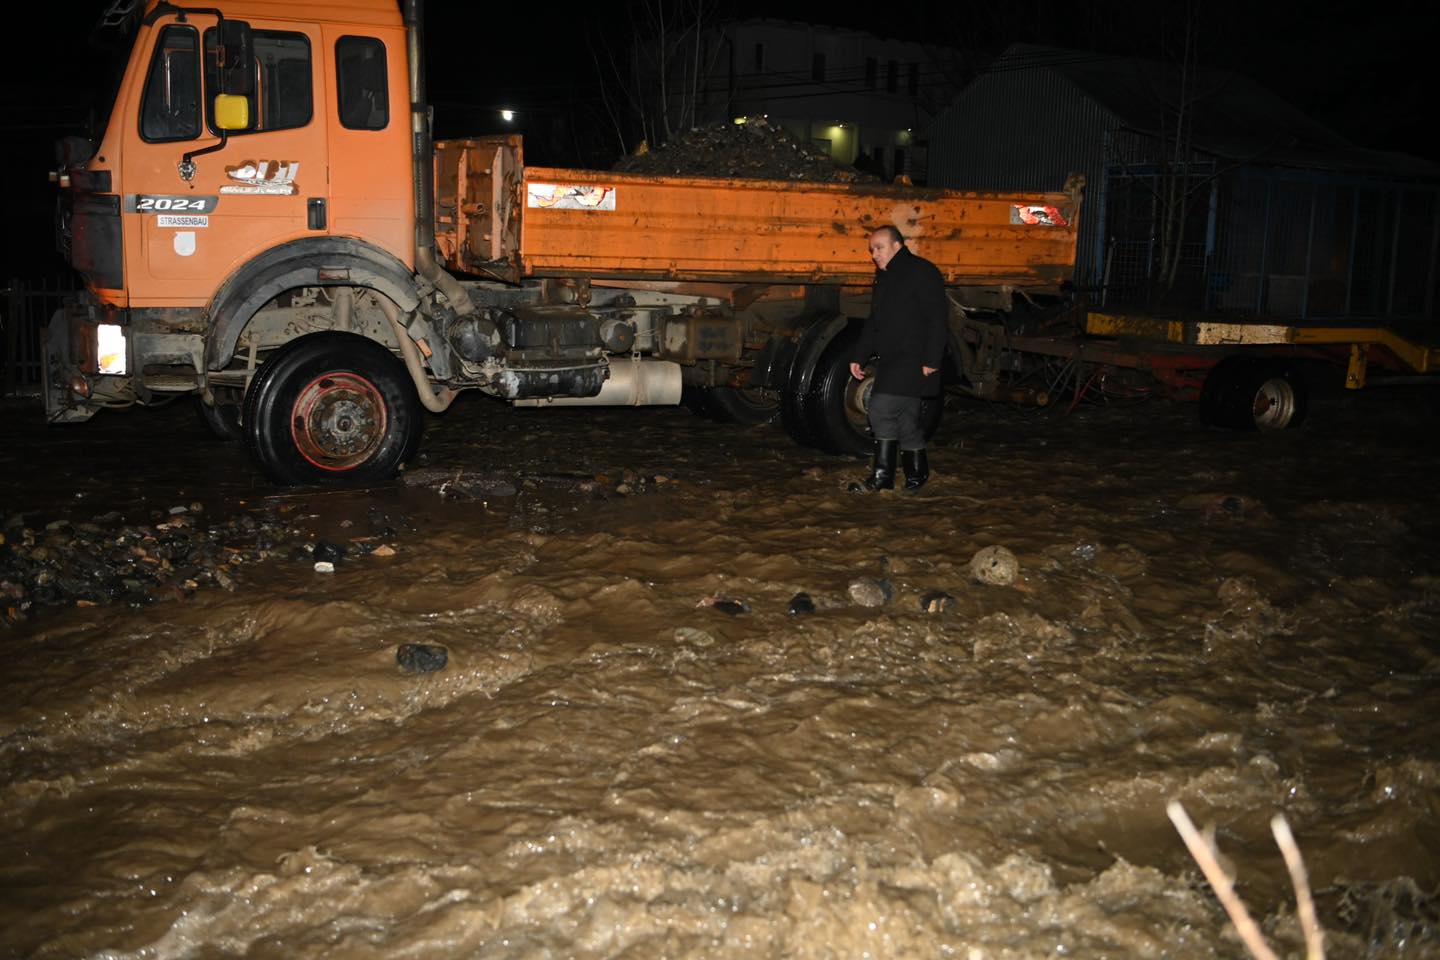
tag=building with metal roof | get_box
[928,44,1439,322]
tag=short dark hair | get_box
[870,225,905,246]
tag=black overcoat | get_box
[849,247,949,397]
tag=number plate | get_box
[125,194,221,214]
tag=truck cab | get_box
[51,0,413,418]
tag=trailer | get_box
[954,307,1440,430]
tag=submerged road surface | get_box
[2,388,1438,958]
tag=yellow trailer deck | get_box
[1086,311,1440,388]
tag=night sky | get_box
[3,0,1433,279]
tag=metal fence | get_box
[1099,165,1440,322]
[2,276,76,398]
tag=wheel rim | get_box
[1252,377,1296,430]
[291,372,388,470]
[843,368,874,437]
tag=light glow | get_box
[97,324,127,375]
[500,109,515,122]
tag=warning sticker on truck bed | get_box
[1012,204,1068,226]
[527,184,616,210]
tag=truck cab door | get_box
[122,13,327,305]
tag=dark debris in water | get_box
[1,505,411,626]
[697,595,751,616]
[919,590,956,614]
[395,642,448,674]
[404,466,671,502]
[787,592,816,616]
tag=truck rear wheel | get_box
[705,385,779,425]
[1199,357,1308,431]
[243,332,422,485]
[800,325,943,456]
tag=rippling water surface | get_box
[3,389,1438,958]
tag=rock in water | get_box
[848,578,892,608]
[787,592,816,616]
[919,591,955,613]
[313,540,346,564]
[396,643,448,674]
[970,546,1019,586]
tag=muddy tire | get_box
[780,382,826,450]
[243,332,422,485]
[705,385,779,425]
[804,326,943,456]
[1199,357,1308,431]
[681,383,712,418]
[195,388,244,442]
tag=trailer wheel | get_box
[244,332,422,485]
[805,326,942,456]
[196,387,244,442]
[1199,357,1308,431]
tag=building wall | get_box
[927,66,1113,288]
[714,20,955,180]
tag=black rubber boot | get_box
[850,438,898,492]
[901,448,930,492]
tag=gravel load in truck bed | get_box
[613,117,881,183]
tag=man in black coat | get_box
[848,225,948,492]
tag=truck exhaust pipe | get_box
[513,359,683,407]
[377,294,459,413]
[402,0,473,319]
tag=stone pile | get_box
[1,505,407,625]
[613,117,880,183]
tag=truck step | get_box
[144,374,200,393]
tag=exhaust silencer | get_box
[513,359,682,407]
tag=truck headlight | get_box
[97,324,127,375]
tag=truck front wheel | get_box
[1199,357,1308,431]
[243,332,423,485]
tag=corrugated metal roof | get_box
[927,60,1111,285]
[968,44,1440,179]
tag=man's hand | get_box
[849,362,866,380]
[922,365,938,376]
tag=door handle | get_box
[307,198,327,230]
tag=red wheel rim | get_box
[290,372,387,471]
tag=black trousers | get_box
[867,392,926,449]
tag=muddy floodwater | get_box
[2,387,1438,959]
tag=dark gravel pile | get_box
[0,506,407,625]
[613,117,880,183]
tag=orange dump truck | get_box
[47,0,1082,484]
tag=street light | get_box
[500,109,515,123]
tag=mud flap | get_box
[42,306,100,424]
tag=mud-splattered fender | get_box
[205,238,425,373]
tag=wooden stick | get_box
[1271,814,1325,960]
[1167,800,1279,960]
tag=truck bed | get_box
[434,138,1082,290]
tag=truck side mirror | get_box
[212,94,250,131]
[216,20,254,96]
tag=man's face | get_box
[868,231,902,270]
